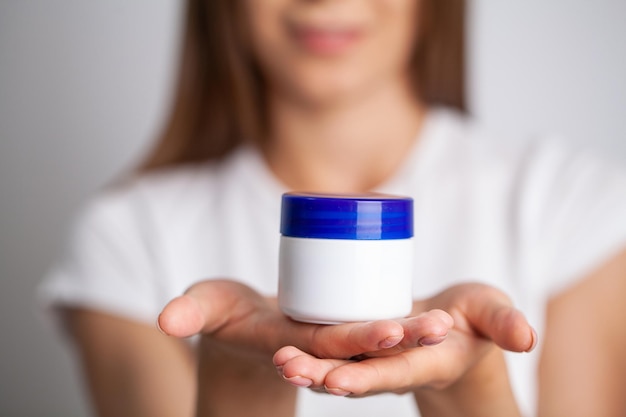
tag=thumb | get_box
[157,279,255,338]
[457,284,537,353]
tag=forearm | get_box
[414,347,522,417]
[196,337,297,417]
[66,308,196,417]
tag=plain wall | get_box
[0,2,182,415]
[1,1,625,415]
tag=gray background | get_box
[1,1,625,415]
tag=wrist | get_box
[196,338,297,417]
[413,346,522,417]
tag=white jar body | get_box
[278,236,414,324]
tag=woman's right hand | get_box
[157,279,453,361]
[157,279,453,417]
[158,279,534,417]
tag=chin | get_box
[281,66,373,107]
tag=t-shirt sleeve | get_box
[522,140,626,296]
[38,189,163,329]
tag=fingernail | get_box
[284,375,313,388]
[418,334,446,346]
[275,365,283,376]
[325,386,351,397]
[379,334,403,349]
[156,316,166,335]
[526,327,538,352]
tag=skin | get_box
[63,0,626,416]
[157,281,535,413]
[538,247,626,417]
[64,309,196,417]
[250,0,425,192]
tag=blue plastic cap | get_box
[280,192,413,240]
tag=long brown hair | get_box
[139,0,466,172]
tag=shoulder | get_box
[418,108,626,310]
[441,109,626,289]
[426,107,626,192]
[426,107,544,170]
[82,146,264,230]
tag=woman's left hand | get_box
[158,279,535,409]
[273,283,536,398]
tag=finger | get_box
[323,352,430,396]
[274,310,451,359]
[482,305,537,352]
[360,309,454,358]
[157,293,206,337]
[158,279,408,358]
[460,285,537,352]
[323,336,491,396]
[157,279,256,338]
[297,319,407,359]
[398,309,454,348]
[323,344,473,396]
[274,346,348,390]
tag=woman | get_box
[41,1,626,416]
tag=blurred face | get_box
[244,0,420,106]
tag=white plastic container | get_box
[278,192,414,324]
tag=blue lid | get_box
[280,192,413,240]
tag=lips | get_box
[289,25,363,56]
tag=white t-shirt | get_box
[40,108,626,417]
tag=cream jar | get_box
[278,192,414,324]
